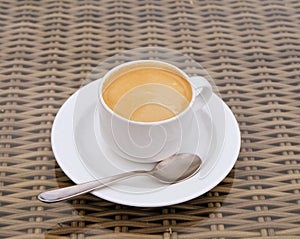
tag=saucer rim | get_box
[51,79,241,207]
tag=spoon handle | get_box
[38,170,146,203]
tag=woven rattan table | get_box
[1,0,300,238]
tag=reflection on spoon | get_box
[38,153,202,203]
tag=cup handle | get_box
[189,76,213,111]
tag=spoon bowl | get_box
[150,153,202,183]
[38,153,202,203]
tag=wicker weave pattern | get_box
[1,0,300,238]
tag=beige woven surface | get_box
[1,0,300,238]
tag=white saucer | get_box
[51,79,240,207]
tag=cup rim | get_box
[99,60,197,125]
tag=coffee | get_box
[102,67,192,122]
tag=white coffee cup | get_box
[98,60,212,163]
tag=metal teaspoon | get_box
[38,153,202,203]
